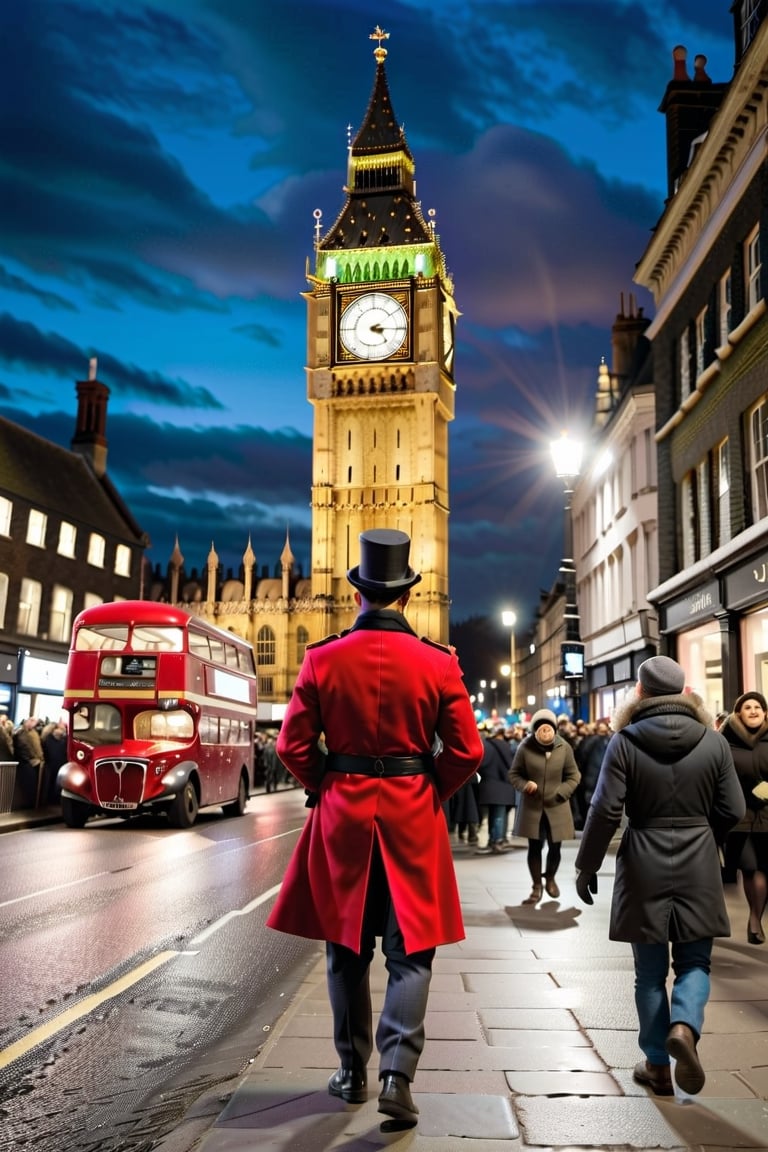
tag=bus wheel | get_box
[168,780,199,828]
[224,772,248,818]
[61,797,90,828]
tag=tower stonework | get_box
[306,29,457,643]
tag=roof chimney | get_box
[658,45,727,199]
[71,356,109,477]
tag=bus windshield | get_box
[74,624,185,653]
[134,709,195,741]
[71,702,123,745]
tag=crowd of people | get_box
[0,715,67,810]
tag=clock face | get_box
[339,292,408,360]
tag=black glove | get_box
[576,871,597,905]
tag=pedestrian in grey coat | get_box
[509,709,580,903]
[575,656,745,1099]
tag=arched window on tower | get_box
[256,625,276,667]
[297,626,309,664]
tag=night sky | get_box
[0,1,733,626]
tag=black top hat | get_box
[347,529,422,597]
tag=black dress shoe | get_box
[378,1073,418,1125]
[747,920,765,944]
[328,1066,367,1104]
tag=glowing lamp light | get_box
[550,432,583,479]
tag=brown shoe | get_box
[666,1023,705,1094]
[522,884,542,905]
[544,876,560,897]
[633,1060,673,1096]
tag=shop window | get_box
[740,605,768,701]
[26,509,47,548]
[677,622,723,716]
[746,225,762,313]
[297,626,309,664]
[57,521,77,558]
[49,585,73,644]
[114,544,131,577]
[0,496,11,537]
[749,396,768,521]
[719,270,732,345]
[0,572,7,628]
[17,578,42,636]
[87,532,106,568]
[256,625,276,666]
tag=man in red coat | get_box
[267,529,483,1129]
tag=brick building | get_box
[0,359,148,721]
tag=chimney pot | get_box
[672,44,689,81]
[693,54,710,82]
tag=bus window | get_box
[131,625,184,652]
[71,703,123,745]
[75,625,130,652]
[208,638,225,664]
[224,644,240,668]
[134,709,194,741]
[188,632,210,659]
[199,714,218,744]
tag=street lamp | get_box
[501,609,516,715]
[550,432,584,721]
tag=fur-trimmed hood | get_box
[612,689,712,733]
[720,712,768,748]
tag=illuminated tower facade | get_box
[305,27,458,642]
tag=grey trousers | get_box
[325,841,435,1082]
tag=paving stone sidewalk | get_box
[164,836,768,1152]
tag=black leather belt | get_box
[326,753,433,777]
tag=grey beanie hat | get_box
[531,708,557,732]
[638,655,685,697]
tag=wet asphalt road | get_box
[0,787,317,1152]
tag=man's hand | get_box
[576,871,597,905]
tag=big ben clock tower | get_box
[306,27,458,643]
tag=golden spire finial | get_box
[370,24,389,63]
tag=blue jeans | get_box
[488,804,507,843]
[631,939,712,1065]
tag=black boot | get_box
[523,863,542,904]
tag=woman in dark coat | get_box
[509,709,580,902]
[720,690,768,944]
[477,724,516,853]
[575,656,744,1098]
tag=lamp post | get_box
[550,432,584,721]
[501,609,516,716]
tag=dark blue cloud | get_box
[0,314,224,408]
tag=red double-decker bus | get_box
[58,601,257,829]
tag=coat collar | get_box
[350,608,418,636]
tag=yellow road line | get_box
[0,950,178,1071]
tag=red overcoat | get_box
[267,610,483,954]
